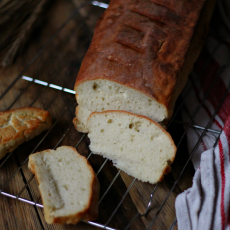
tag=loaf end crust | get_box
[0,107,52,160]
[28,146,100,224]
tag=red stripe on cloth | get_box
[218,94,230,123]
[228,198,230,228]
[223,116,230,142]
[193,47,220,75]
[201,139,207,151]
[219,139,226,230]
[222,117,230,228]
[202,76,230,124]
[194,47,230,124]
[228,208,230,228]
[190,79,223,129]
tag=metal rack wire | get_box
[0,1,227,229]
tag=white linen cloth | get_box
[175,0,230,229]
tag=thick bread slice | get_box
[87,111,176,184]
[0,107,52,160]
[74,0,216,133]
[28,146,100,224]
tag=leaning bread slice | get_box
[0,107,52,160]
[28,146,100,224]
[87,111,176,184]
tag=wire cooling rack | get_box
[0,0,226,229]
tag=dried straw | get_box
[0,0,48,66]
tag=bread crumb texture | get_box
[75,79,167,132]
[28,146,99,224]
[0,107,52,160]
[87,111,176,184]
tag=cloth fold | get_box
[176,117,230,230]
[175,0,230,229]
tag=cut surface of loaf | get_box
[28,146,100,224]
[0,107,52,160]
[74,80,167,133]
[74,0,215,133]
[87,111,176,184]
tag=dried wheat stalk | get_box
[0,0,48,67]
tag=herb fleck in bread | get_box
[87,111,176,184]
[0,107,52,160]
[28,146,100,224]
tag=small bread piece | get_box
[87,111,176,184]
[0,107,52,160]
[28,146,100,224]
[73,0,216,133]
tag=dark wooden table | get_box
[0,0,195,229]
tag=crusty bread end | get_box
[0,107,52,160]
[28,146,100,224]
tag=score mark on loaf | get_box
[73,0,215,183]
[74,0,209,133]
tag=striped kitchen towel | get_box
[175,0,230,229]
[176,118,230,230]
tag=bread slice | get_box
[0,107,52,160]
[87,111,176,184]
[28,146,100,224]
[73,0,216,133]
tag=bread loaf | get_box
[0,107,52,160]
[73,0,215,133]
[28,146,100,224]
[87,111,176,184]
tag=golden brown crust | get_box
[0,107,52,160]
[72,117,78,130]
[28,146,99,225]
[75,0,208,109]
[72,108,79,130]
[72,107,89,133]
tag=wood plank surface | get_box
[0,0,209,229]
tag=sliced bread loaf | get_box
[87,111,176,184]
[73,0,216,133]
[28,146,100,224]
[0,107,52,160]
